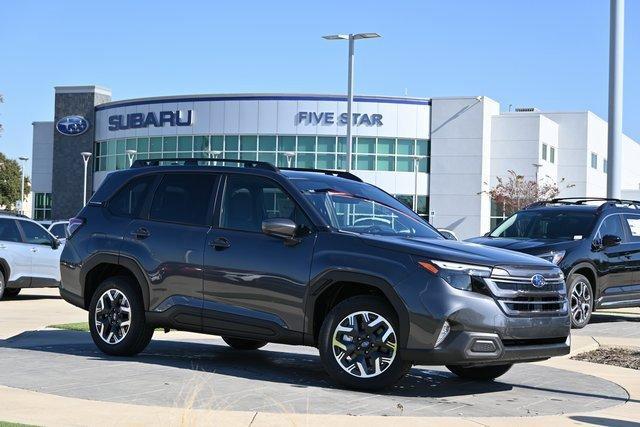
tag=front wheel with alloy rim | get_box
[88,276,154,356]
[568,273,593,329]
[318,296,411,391]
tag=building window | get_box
[490,199,508,231]
[33,192,52,220]
[591,152,598,169]
[549,146,555,164]
[94,135,430,174]
[394,194,429,219]
[603,158,608,174]
[542,144,548,161]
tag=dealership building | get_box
[31,85,640,239]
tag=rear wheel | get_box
[318,296,411,391]
[446,364,513,381]
[568,273,593,329]
[0,272,5,300]
[3,288,20,299]
[221,337,267,350]
[88,276,154,356]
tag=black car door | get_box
[202,173,316,342]
[592,213,632,304]
[618,213,640,301]
[120,172,218,330]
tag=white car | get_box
[0,214,63,299]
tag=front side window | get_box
[596,214,626,242]
[0,218,21,243]
[109,175,156,218]
[220,174,311,233]
[49,223,67,239]
[149,173,217,226]
[19,221,53,245]
[490,210,597,240]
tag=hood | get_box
[466,236,580,255]
[359,234,555,268]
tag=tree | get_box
[0,152,31,210]
[0,94,3,136]
[484,170,573,217]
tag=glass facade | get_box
[33,192,52,220]
[95,135,430,174]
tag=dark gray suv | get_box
[59,159,570,390]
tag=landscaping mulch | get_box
[572,346,640,370]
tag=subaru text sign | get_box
[108,110,194,131]
[56,115,90,136]
[296,112,383,126]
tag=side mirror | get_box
[602,234,622,248]
[51,238,60,249]
[262,218,298,241]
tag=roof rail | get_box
[130,157,278,172]
[524,197,640,211]
[279,167,363,182]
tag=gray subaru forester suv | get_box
[59,159,570,391]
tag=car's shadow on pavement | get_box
[589,312,640,324]
[0,329,514,399]
[2,294,61,302]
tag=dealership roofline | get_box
[95,93,431,111]
[55,85,112,96]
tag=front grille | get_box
[483,266,568,317]
[499,295,567,316]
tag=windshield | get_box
[490,210,597,240]
[304,190,442,238]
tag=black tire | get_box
[567,273,593,329]
[222,336,268,350]
[88,276,154,356]
[318,295,411,391]
[3,288,21,299]
[446,364,513,381]
[0,271,5,300]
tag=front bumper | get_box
[396,269,571,366]
[403,330,570,366]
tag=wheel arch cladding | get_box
[0,258,9,282]
[569,263,598,298]
[82,254,150,310]
[305,271,410,347]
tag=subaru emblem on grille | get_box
[531,274,546,288]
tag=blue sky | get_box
[1,0,638,172]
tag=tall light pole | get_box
[413,155,427,213]
[607,0,625,198]
[81,152,92,206]
[323,33,381,173]
[18,156,28,215]
[125,149,137,167]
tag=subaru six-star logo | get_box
[56,115,89,136]
[531,274,547,288]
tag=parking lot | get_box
[1,288,640,426]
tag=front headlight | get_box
[538,250,566,265]
[419,260,491,291]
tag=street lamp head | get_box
[125,149,137,155]
[81,152,92,161]
[353,33,381,40]
[322,34,349,40]
[18,156,29,161]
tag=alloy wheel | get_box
[94,289,132,345]
[571,280,592,326]
[332,310,397,378]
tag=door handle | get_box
[210,237,231,250]
[30,247,38,253]
[131,227,150,239]
[0,244,6,249]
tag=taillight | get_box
[67,217,85,237]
